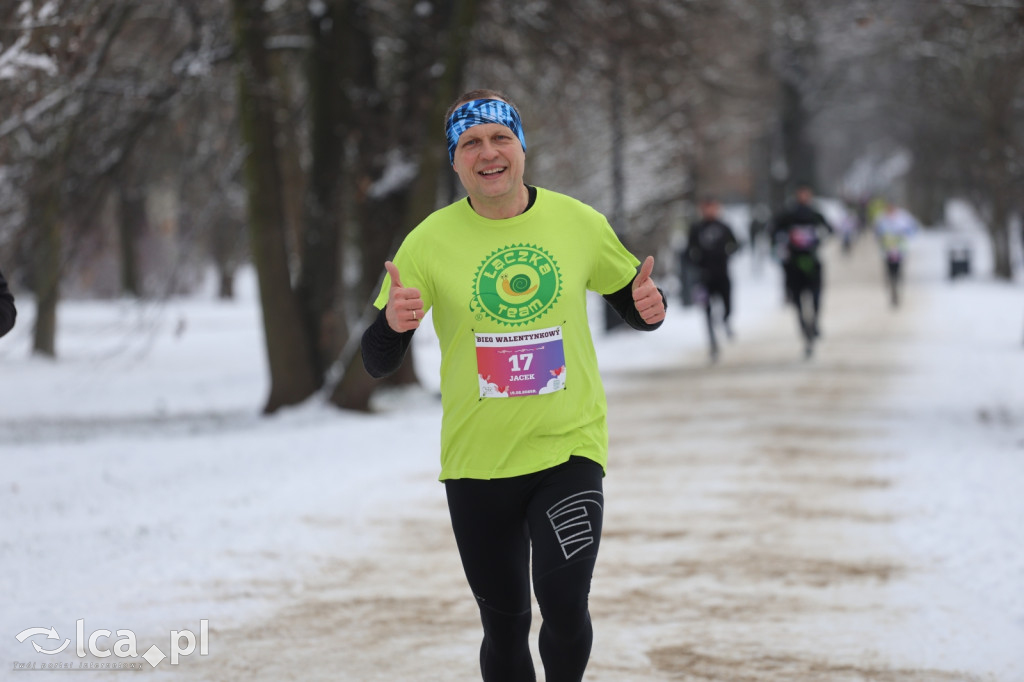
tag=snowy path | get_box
[593,245,1022,682]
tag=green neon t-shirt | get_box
[374,187,640,480]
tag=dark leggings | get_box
[786,256,823,342]
[445,456,605,682]
[702,274,732,350]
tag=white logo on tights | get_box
[546,490,603,560]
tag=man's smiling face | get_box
[451,122,526,209]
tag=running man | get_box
[771,184,834,358]
[360,89,666,682]
[873,200,918,308]
[684,196,739,361]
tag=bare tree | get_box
[807,0,1023,278]
[907,1,1024,279]
[230,0,320,411]
[1,0,239,353]
[329,0,481,411]
[221,0,481,412]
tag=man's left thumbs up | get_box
[632,255,666,324]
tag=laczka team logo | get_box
[471,244,561,326]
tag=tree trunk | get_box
[907,128,946,228]
[28,173,61,357]
[295,0,347,381]
[605,57,628,332]
[329,0,479,411]
[209,215,241,301]
[218,269,236,300]
[19,4,138,356]
[231,0,319,413]
[403,0,479,230]
[980,90,1017,281]
[118,183,144,297]
[779,77,816,192]
[989,194,1013,281]
[331,347,378,411]
[209,204,244,302]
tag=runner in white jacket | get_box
[874,202,918,308]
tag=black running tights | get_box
[444,456,605,682]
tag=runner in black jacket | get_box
[684,197,739,361]
[0,266,16,338]
[771,185,833,357]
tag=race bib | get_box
[475,326,567,398]
[789,226,819,250]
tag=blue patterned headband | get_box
[445,99,527,164]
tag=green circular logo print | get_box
[472,244,561,326]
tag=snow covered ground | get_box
[1,201,1022,680]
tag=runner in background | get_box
[836,201,860,256]
[771,184,834,358]
[873,200,919,308]
[747,203,771,274]
[684,196,739,362]
[360,89,666,682]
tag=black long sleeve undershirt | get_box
[603,278,666,333]
[361,307,415,378]
[360,277,665,379]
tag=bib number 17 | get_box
[508,353,533,372]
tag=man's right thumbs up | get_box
[385,261,404,289]
[384,260,423,333]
